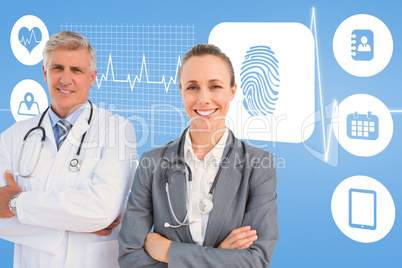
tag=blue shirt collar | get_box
[48,101,88,128]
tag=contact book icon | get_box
[351,29,374,61]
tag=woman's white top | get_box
[183,128,229,245]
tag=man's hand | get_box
[91,214,122,236]
[0,170,22,218]
[144,232,171,263]
[218,226,258,249]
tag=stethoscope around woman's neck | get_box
[15,101,93,178]
[162,127,235,228]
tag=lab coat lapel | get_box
[41,111,57,150]
[163,135,194,243]
[60,106,91,153]
[203,133,244,247]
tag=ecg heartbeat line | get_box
[19,29,41,46]
[95,54,181,93]
[310,7,338,163]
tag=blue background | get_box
[1,0,401,267]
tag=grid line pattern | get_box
[60,24,195,136]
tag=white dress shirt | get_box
[184,128,229,245]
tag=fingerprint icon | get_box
[240,46,280,116]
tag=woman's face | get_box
[180,55,236,132]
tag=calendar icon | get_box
[347,112,379,140]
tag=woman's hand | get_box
[144,232,172,263]
[218,226,258,249]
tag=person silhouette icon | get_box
[358,36,371,52]
[17,92,40,116]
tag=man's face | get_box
[43,48,96,118]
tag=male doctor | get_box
[0,31,136,267]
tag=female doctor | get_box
[119,44,278,267]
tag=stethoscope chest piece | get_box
[198,198,213,214]
[69,158,82,172]
[162,128,235,227]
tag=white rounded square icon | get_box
[209,23,315,143]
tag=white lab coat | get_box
[0,104,137,268]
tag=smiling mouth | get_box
[195,109,218,116]
[58,88,73,94]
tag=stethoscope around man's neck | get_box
[16,101,93,178]
[162,127,235,228]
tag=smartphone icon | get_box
[349,188,377,230]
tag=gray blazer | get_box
[119,130,278,267]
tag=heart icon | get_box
[18,27,42,54]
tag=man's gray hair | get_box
[43,31,97,72]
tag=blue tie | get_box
[56,120,72,150]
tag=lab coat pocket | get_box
[86,239,119,268]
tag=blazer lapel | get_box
[203,132,244,246]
